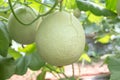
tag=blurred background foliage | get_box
[0,0,120,80]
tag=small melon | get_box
[8,6,41,44]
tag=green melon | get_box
[36,11,85,66]
[8,6,41,44]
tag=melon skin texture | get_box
[8,6,41,44]
[36,11,85,66]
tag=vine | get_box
[8,0,58,25]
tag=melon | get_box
[8,6,41,44]
[35,11,85,66]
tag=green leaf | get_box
[37,69,46,80]
[107,57,120,80]
[97,34,111,44]
[76,0,117,16]
[84,43,89,52]
[26,51,45,70]
[14,43,45,75]
[15,56,28,75]
[0,21,10,57]
[0,0,18,13]
[88,13,103,23]
[0,0,10,12]
[79,53,91,62]
[84,23,100,34]
[29,0,46,13]
[18,44,36,55]
[8,48,22,60]
[0,57,16,80]
[63,0,77,9]
[112,36,120,46]
[106,0,117,11]
[19,44,45,70]
[15,52,45,75]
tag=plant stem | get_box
[59,0,63,11]
[78,62,81,79]
[58,73,62,79]
[8,0,58,25]
[22,44,25,48]
[72,64,75,77]
[0,16,8,22]
[62,72,69,79]
[51,72,59,79]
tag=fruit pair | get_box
[8,6,85,66]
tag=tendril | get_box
[8,0,58,25]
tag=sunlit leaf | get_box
[29,0,42,11]
[18,44,36,55]
[63,0,77,9]
[97,34,111,44]
[79,53,91,62]
[8,48,22,59]
[106,0,117,11]
[0,0,17,12]
[88,13,103,23]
